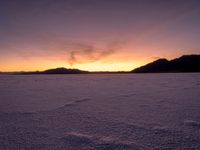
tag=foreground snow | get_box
[0,74,200,149]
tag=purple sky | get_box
[0,0,200,71]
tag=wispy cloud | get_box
[2,38,124,66]
[67,41,123,66]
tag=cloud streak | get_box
[67,41,123,66]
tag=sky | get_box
[0,0,200,72]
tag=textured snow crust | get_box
[0,74,200,149]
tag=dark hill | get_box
[18,67,89,74]
[42,67,89,74]
[131,55,200,73]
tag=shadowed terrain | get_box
[132,55,200,73]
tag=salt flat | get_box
[0,74,200,149]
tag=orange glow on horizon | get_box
[0,61,142,72]
[0,55,150,72]
[0,40,195,72]
[0,50,192,72]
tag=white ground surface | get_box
[0,73,200,150]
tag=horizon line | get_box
[0,54,199,73]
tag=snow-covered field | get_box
[0,73,200,150]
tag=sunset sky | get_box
[0,0,200,71]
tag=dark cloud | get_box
[67,41,123,66]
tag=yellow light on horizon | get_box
[0,50,154,72]
[0,59,144,72]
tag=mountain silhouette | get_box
[18,67,89,74]
[41,67,89,74]
[132,55,200,73]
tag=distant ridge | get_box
[42,67,89,74]
[18,67,89,75]
[131,55,200,73]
